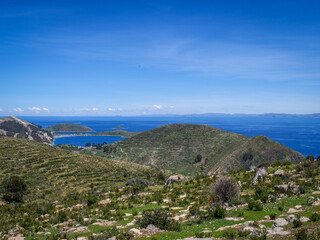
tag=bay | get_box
[21,116,320,157]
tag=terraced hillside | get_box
[104,124,303,174]
[0,136,164,200]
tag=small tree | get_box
[210,176,239,204]
[195,154,202,163]
[2,175,27,203]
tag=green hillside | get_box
[46,123,94,132]
[92,130,140,137]
[103,124,303,174]
[0,136,165,200]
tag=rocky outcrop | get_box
[0,116,53,144]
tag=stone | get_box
[274,169,285,176]
[312,191,320,195]
[300,216,310,222]
[275,184,288,192]
[225,217,244,221]
[267,227,290,235]
[286,215,297,223]
[129,228,141,237]
[8,238,25,240]
[312,200,320,206]
[92,220,116,227]
[295,205,302,209]
[98,199,111,205]
[273,218,288,227]
[287,208,300,214]
[77,237,88,240]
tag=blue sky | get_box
[1,0,320,116]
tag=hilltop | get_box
[46,123,94,132]
[103,124,303,174]
[0,116,53,144]
[0,136,165,200]
[92,130,140,137]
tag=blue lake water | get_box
[53,135,126,147]
[19,116,320,157]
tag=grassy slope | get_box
[0,136,160,200]
[46,123,94,132]
[92,130,140,137]
[105,124,303,174]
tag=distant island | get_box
[46,123,94,132]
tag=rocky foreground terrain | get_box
[0,116,53,144]
[0,155,320,240]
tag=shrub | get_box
[137,208,180,231]
[126,178,152,187]
[295,229,308,240]
[210,176,239,203]
[254,186,269,203]
[2,175,27,203]
[213,205,226,218]
[270,213,277,220]
[293,219,302,228]
[311,213,320,222]
[87,194,99,206]
[222,229,238,239]
[248,200,263,211]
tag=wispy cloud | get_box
[0,108,3,111]
[108,107,122,112]
[13,108,24,113]
[153,105,164,110]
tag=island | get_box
[46,123,94,132]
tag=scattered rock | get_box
[98,199,111,205]
[295,205,302,209]
[225,217,244,221]
[286,215,297,223]
[267,227,290,235]
[273,218,288,227]
[275,184,288,192]
[274,169,285,176]
[312,191,320,195]
[92,220,116,227]
[300,216,310,222]
[287,208,301,214]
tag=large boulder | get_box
[272,218,288,227]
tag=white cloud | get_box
[108,107,122,112]
[42,107,49,111]
[0,108,3,111]
[92,107,98,111]
[153,105,164,110]
[13,108,24,113]
[169,105,175,109]
[29,107,42,111]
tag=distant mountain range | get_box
[0,116,53,144]
[105,124,304,174]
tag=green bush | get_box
[222,229,238,239]
[2,175,27,203]
[87,194,99,206]
[254,186,269,203]
[210,176,239,203]
[137,208,180,231]
[295,229,308,240]
[248,200,263,211]
[311,213,320,222]
[293,219,302,228]
[213,205,226,218]
[270,213,277,220]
